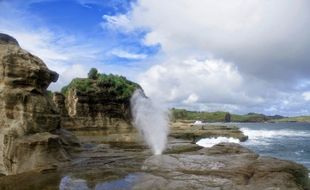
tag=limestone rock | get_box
[54,89,132,131]
[138,143,309,190]
[0,33,72,175]
[0,33,19,46]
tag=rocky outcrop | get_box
[0,33,75,175]
[139,143,310,190]
[170,122,248,142]
[54,88,132,131]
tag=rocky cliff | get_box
[54,73,140,131]
[0,33,75,175]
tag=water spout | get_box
[130,89,169,155]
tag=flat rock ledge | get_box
[135,143,310,190]
[170,122,248,142]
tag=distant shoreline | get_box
[171,108,310,123]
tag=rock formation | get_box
[67,89,131,130]
[170,122,248,142]
[139,143,310,190]
[0,33,75,175]
[53,78,137,131]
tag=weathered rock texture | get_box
[139,143,310,190]
[53,89,132,131]
[0,33,73,175]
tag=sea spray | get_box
[196,137,240,148]
[130,89,169,155]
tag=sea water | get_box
[239,122,310,170]
[197,122,310,171]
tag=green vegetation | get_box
[231,113,269,122]
[88,68,98,80]
[172,109,231,122]
[171,108,285,122]
[272,116,310,123]
[46,90,53,99]
[61,68,140,100]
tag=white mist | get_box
[130,89,169,155]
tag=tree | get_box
[225,112,231,122]
[88,68,98,80]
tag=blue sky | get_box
[0,0,158,88]
[1,0,310,116]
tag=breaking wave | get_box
[241,128,310,140]
[196,137,240,148]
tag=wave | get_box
[241,128,310,140]
[196,137,240,148]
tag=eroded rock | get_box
[54,89,132,131]
[0,33,73,175]
[139,143,309,190]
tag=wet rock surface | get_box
[0,130,308,190]
[139,143,309,190]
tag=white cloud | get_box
[183,93,199,105]
[302,92,310,101]
[138,58,262,106]
[0,2,105,91]
[103,14,134,32]
[49,64,88,91]
[106,0,310,81]
[109,49,147,59]
[0,27,103,91]
[104,0,310,115]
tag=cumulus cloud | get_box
[138,59,264,110]
[105,0,310,115]
[108,0,310,79]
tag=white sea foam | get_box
[241,128,310,140]
[196,137,240,148]
[239,128,310,146]
[130,89,169,155]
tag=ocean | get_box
[197,122,310,171]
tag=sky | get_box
[1,0,310,116]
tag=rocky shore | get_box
[1,133,308,190]
[0,33,309,190]
[170,121,248,142]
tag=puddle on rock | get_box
[59,173,143,190]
